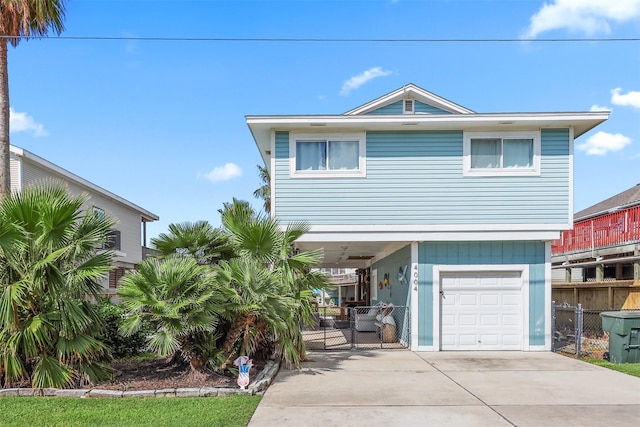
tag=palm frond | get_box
[32,355,74,389]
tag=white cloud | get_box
[523,0,640,38]
[590,104,611,112]
[10,108,47,136]
[340,67,393,96]
[611,88,640,109]
[200,163,242,183]
[576,131,631,155]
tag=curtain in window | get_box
[296,141,326,170]
[328,140,359,170]
[503,139,533,168]
[471,138,500,168]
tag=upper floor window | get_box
[463,131,540,176]
[290,132,366,178]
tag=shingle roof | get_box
[575,183,640,221]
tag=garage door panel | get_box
[502,314,521,326]
[480,314,499,326]
[459,314,477,326]
[459,294,478,305]
[480,294,499,306]
[441,271,523,351]
[502,294,521,305]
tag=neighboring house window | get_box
[463,131,540,176]
[93,207,105,219]
[101,229,121,251]
[290,132,366,178]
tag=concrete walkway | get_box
[249,350,640,427]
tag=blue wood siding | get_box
[365,100,451,115]
[371,245,411,308]
[274,129,571,226]
[371,245,412,344]
[417,241,546,347]
[415,101,452,114]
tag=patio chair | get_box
[355,302,387,332]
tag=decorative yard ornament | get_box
[234,356,253,389]
[397,265,408,285]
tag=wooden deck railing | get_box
[552,205,640,254]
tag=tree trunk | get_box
[220,313,249,369]
[0,40,10,200]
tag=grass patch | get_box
[583,359,640,378]
[0,395,261,427]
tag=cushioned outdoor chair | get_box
[355,302,393,332]
[354,306,379,332]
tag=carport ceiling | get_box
[295,240,410,269]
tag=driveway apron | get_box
[248,350,640,427]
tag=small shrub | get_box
[96,298,149,359]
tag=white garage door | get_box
[440,271,523,350]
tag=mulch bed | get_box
[89,358,266,391]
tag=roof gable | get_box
[344,83,475,116]
[575,183,640,220]
[10,145,159,222]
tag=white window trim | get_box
[289,132,366,178]
[463,130,541,177]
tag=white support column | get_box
[410,242,420,351]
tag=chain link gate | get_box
[552,301,613,359]
[304,305,410,350]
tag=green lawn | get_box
[0,395,261,427]
[584,359,640,378]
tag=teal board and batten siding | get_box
[365,100,452,115]
[370,244,412,344]
[417,241,546,348]
[274,129,571,226]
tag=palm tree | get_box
[151,220,234,265]
[117,256,236,372]
[0,1,67,199]
[219,205,329,368]
[253,165,271,214]
[0,181,115,388]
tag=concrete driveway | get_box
[249,350,640,427]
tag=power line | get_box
[3,35,640,43]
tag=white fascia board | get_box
[246,111,609,143]
[305,223,571,233]
[10,145,159,221]
[295,230,562,243]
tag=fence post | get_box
[551,301,556,352]
[322,306,327,351]
[576,303,583,358]
[350,307,355,350]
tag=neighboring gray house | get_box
[246,83,609,352]
[10,145,159,296]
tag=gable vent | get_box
[403,99,414,114]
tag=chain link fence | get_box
[552,302,627,359]
[303,305,410,350]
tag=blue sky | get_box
[7,0,640,240]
